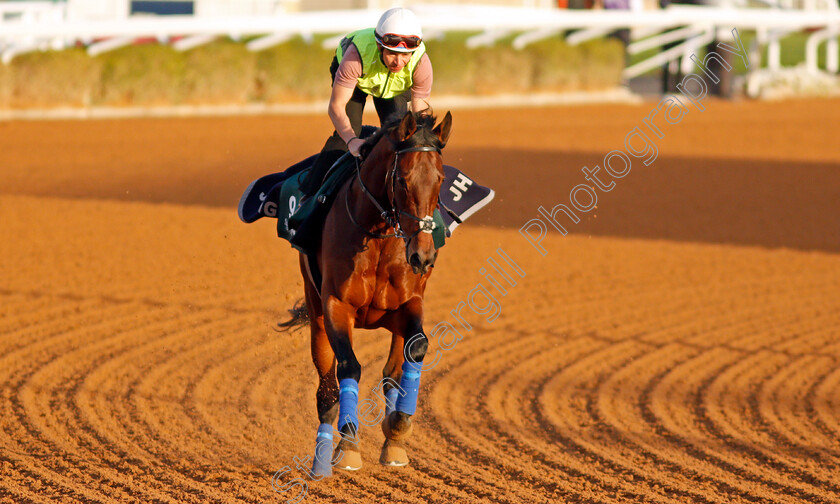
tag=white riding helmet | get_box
[374,7,423,53]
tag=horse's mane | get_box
[361,110,442,158]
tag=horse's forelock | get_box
[362,111,442,155]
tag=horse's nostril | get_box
[409,253,421,268]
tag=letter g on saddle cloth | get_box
[238,140,495,292]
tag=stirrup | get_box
[300,193,326,206]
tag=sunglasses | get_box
[378,33,421,50]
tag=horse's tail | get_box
[276,298,310,331]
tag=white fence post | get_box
[827,29,839,73]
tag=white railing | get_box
[0,1,68,61]
[0,1,64,23]
[1,3,838,76]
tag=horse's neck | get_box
[356,153,393,207]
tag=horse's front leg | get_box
[380,303,429,467]
[322,294,364,472]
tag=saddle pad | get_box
[237,154,316,224]
[238,157,494,255]
[439,165,495,235]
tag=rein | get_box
[345,140,441,244]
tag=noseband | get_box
[345,141,441,245]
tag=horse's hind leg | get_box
[379,332,410,466]
[302,259,340,478]
[310,310,340,477]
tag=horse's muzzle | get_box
[408,249,436,275]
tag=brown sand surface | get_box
[1,98,839,503]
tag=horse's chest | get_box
[369,272,413,310]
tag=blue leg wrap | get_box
[311,423,334,477]
[395,360,422,416]
[337,378,359,432]
[384,387,399,416]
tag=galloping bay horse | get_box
[301,110,452,476]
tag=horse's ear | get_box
[433,111,452,146]
[396,111,417,141]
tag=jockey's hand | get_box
[348,137,365,158]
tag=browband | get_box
[395,145,441,154]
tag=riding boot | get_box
[300,147,345,197]
[301,127,350,197]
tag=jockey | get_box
[299,7,433,198]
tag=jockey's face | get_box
[380,47,412,73]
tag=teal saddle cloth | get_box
[238,152,494,257]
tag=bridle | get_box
[345,138,441,246]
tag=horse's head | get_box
[365,110,452,275]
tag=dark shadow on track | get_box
[4,145,838,254]
[450,148,840,254]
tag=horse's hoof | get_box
[380,439,409,467]
[310,459,332,477]
[333,448,363,471]
[333,437,363,471]
[381,411,413,441]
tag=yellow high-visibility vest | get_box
[336,28,426,99]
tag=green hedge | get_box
[0,34,624,109]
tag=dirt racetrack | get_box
[2,98,839,504]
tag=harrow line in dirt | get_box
[0,300,158,373]
[541,340,772,504]
[644,345,827,503]
[0,291,69,327]
[751,350,840,460]
[0,299,111,355]
[12,306,276,502]
[418,350,581,501]
[422,331,646,503]
[807,365,840,446]
[658,343,838,501]
[635,345,770,503]
[4,100,840,503]
[109,315,285,502]
[758,354,840,459]
[593,342,742,503]
[334,347,531,504]
[442,282,836,502]
[405,456,536,504]
[347,465,475,504]
[477,337,696,504]
[14,309,242,503]
[0,442,116,503]
[542,340,750,504]
[660,311,840,471]
[0,452,94,504]
[685,349,832,502]
[639,279,835,351]
[803,368,840,447]
[701,349,840,499]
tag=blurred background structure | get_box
[0,0,838,100]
